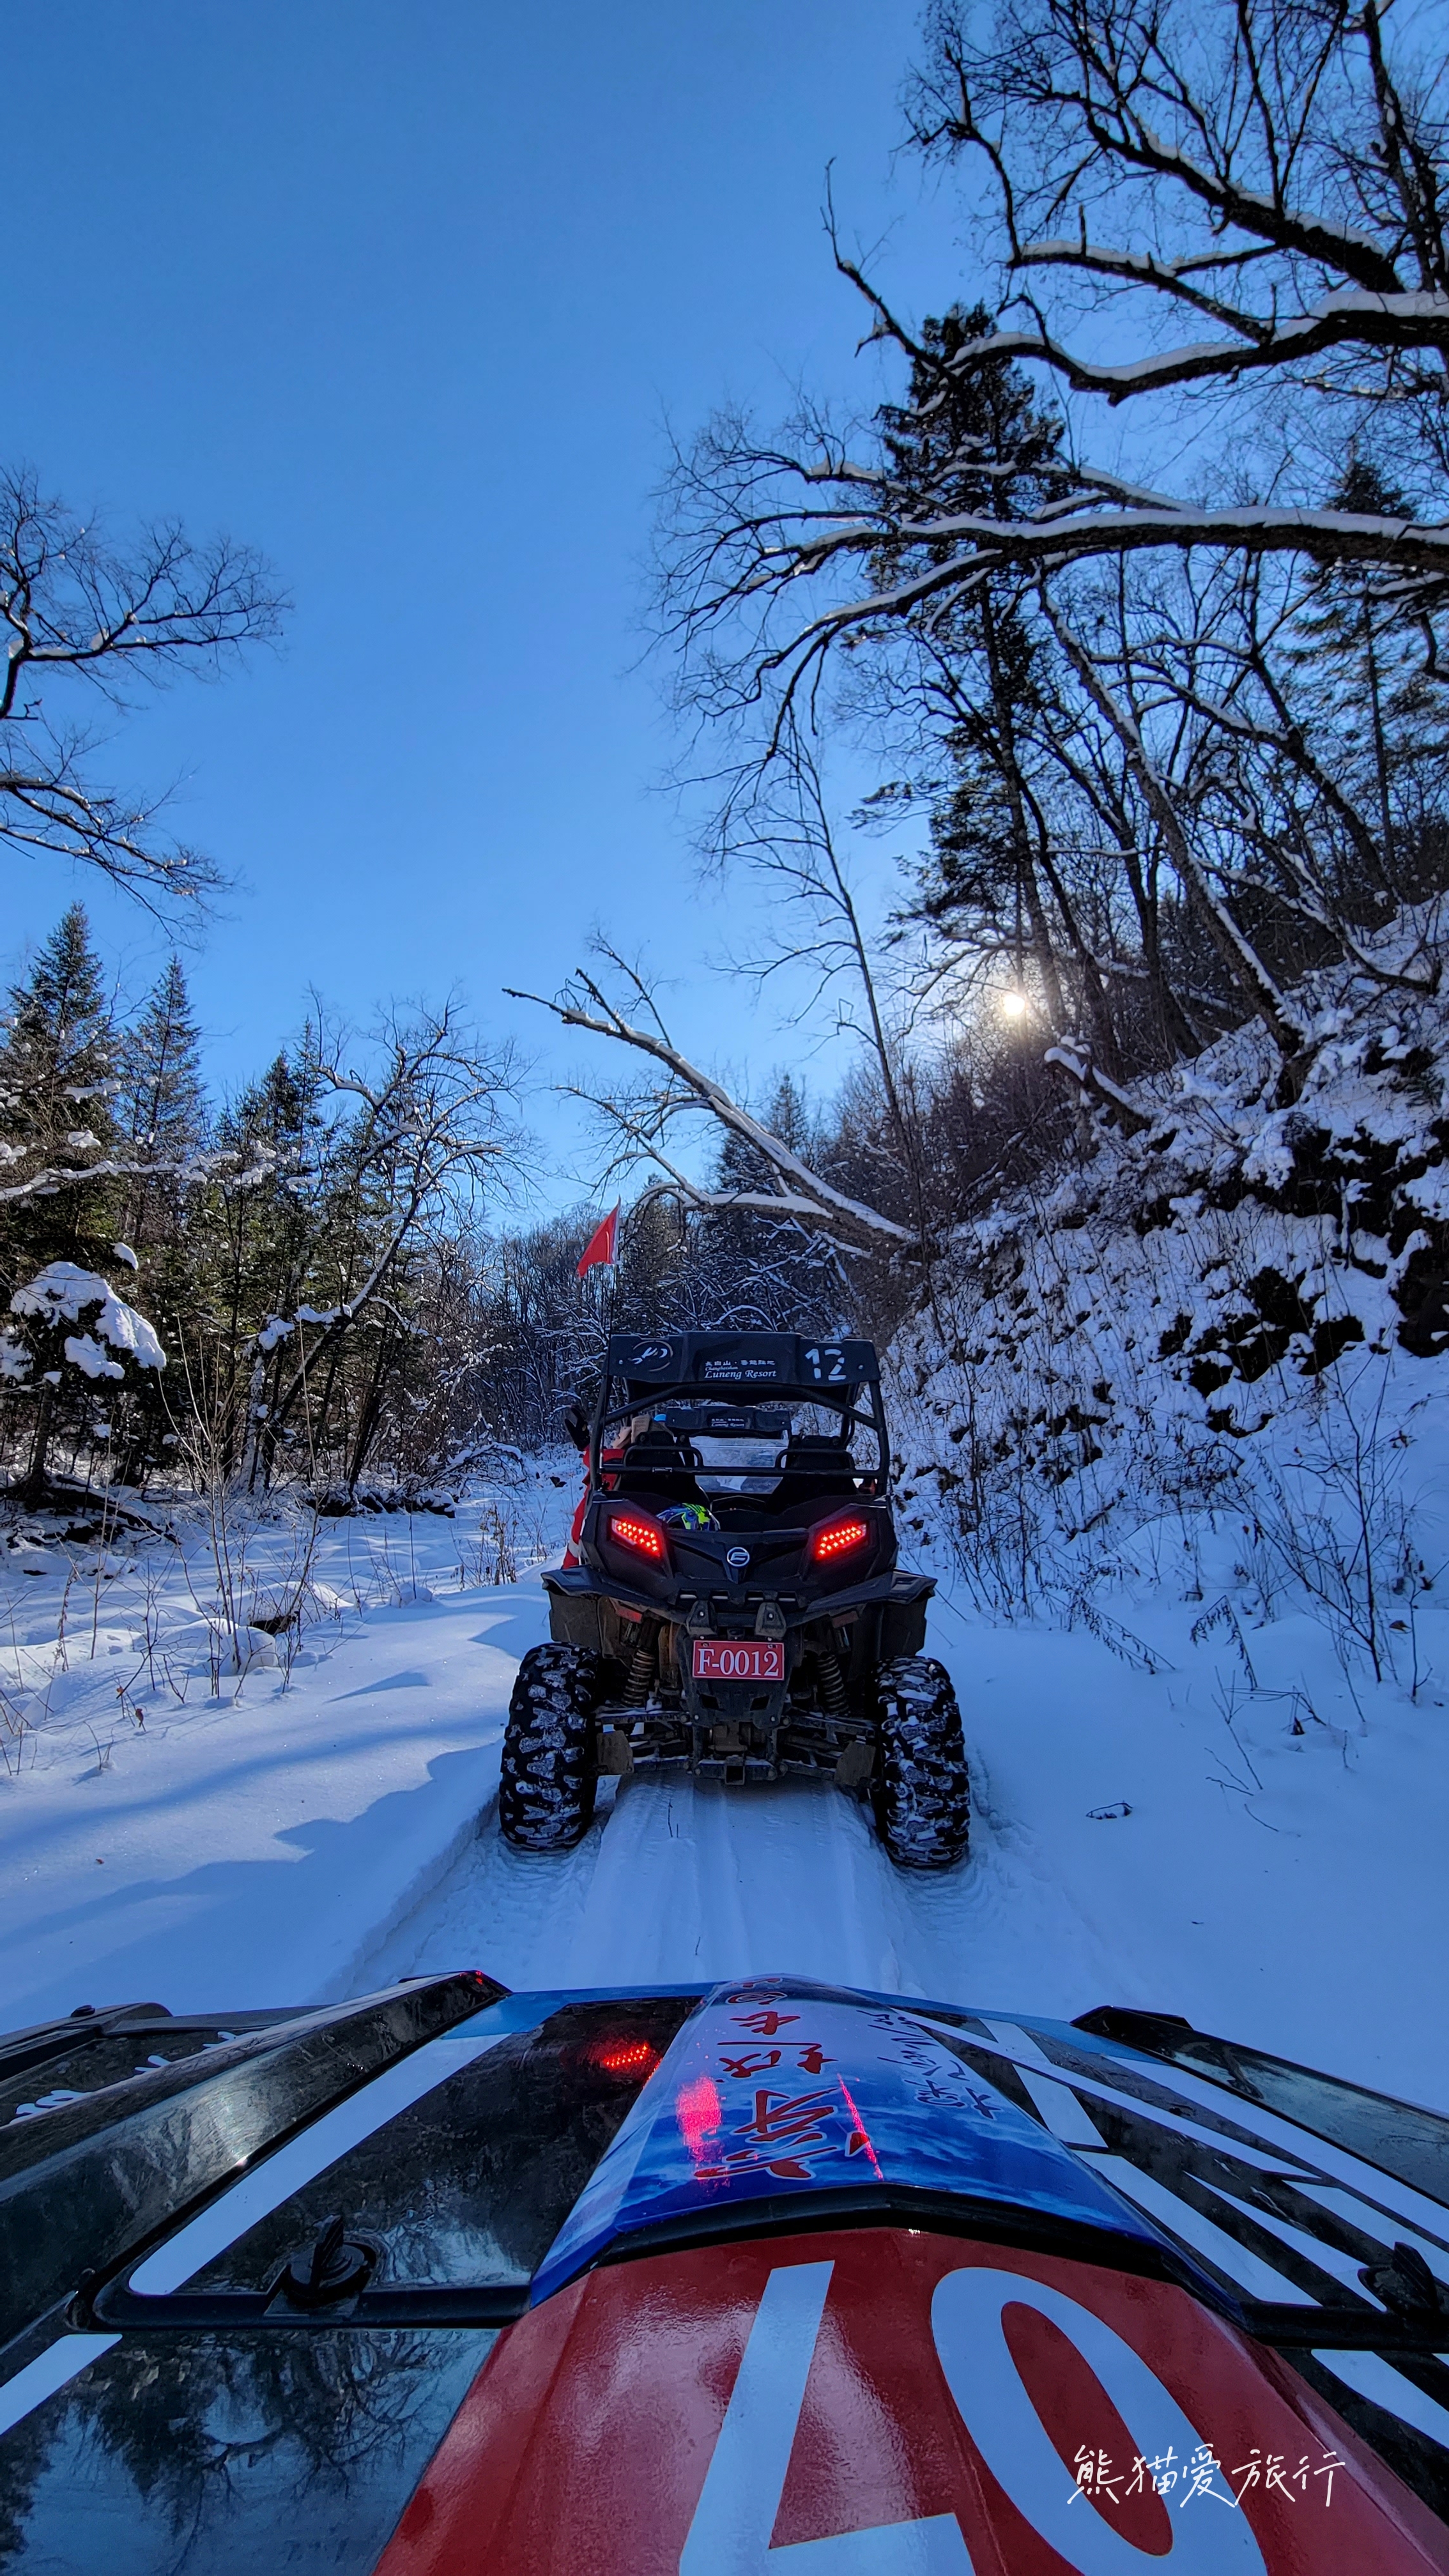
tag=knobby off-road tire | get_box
[872,1655,970,1871]
[499,1644,602,1852]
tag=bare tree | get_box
[1119,556,1442,992]
[661,0,1449,784]
[710,741,946,1252]
[244,998,528,1483]
[912,0,1449,426]
[0,468,284,914]
[508,949,918,1254]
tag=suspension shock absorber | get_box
[817,1649,847,1717]
[624,1621,658,1706]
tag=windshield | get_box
[691,1431,788,1496]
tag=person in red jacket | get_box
[559,1396,647,1567]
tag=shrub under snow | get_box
[5,1262,167,1379]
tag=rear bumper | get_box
[540,1566,935,1628]
[592,1705,870,1787]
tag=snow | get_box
[9,1263,165,1370]
[12,1266,123,1327]
[4,944,1449,2124]
[0,1471,574,2023]
[2,1457,1445,2120]
[63,1335,125,1384]
[252,1306,346,1349]
[360,1568,1449,2113]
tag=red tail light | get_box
[588,2039,660,2078]
[608,1508,669,1562]
[809,1512,871,1563]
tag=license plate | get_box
[693,1639,784,1682]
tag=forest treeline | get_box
[486,0,1449,1328]
[0,907,857,1499]
[4,0,1449,1508]
[0,897,1095,1503]
[556,0,1449,1254]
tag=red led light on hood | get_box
[590,2039,660,2077]
[809,1513,871,1562]
[609,1510,668,1561]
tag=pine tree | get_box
[879,312,1097,1044]
[4,904,115,1138]
[3,1259,168,1505]
[1291,459,1427,905]
[120,956,206,1162]
[697,1074,836,1329]
[0,904,119,1287]
[194,1048,332,1473]
[117,954,208,1256]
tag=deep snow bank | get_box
[887,926,1449,1645]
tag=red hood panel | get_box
[374,2228,1449,2573]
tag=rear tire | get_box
[499,1644,602,1851]
[872,1655,970,1870]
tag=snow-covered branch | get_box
[507,965,917,1250]
[937,290,1449,406]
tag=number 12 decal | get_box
[804,1346,847,1383]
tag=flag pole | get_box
[576,1202,623,1384]
[602,1205,622,1361]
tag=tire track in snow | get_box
[360,1752,1120,2014]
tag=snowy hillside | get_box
[889,931,1449,1650]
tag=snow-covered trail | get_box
[4,1473,1446,2117]
[362,1758,1121,2010]
[359,1570,1449,2117]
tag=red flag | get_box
[576,1205,620,1279]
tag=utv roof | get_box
[605,1331,879,1402]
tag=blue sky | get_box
[5,2,969,1213]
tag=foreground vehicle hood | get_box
[2,1973,1448,2571]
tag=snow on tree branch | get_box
[507,960,918,1251]
[8,1262,166,1368]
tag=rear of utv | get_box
[498,1332,969,1869]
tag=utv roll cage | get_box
[586,1331,891,1497]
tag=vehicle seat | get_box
[615,1427,704,1504]
[769,1436,861,1514]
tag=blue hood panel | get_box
[531,1976,1163,2302]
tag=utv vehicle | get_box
[499,1330,970,1867]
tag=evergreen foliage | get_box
[0,917,528,1505]
[0,905,119,1282]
